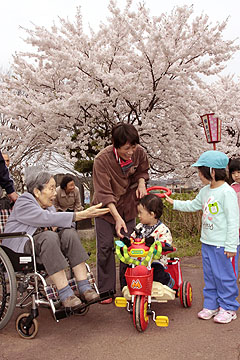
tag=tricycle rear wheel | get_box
[179,281,192,308]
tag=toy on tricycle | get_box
[114,186,193,332]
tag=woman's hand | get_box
[136,178,147,199]
[7,191,18,202]
[75,203,109,221]
[115,217,128,238]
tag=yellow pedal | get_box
[155,316,169,327]
[115,297,127,307]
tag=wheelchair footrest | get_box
[54,290,115,320]
[115,297,127,307]
[55,308,72,320]
[155,316,169,327]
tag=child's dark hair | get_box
[198,166,227,181]
[139,194,163,219]
[60,175,74,190]
[112,123,139,148]
[229,158,240,174]
[228,158,240,184]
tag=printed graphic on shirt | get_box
[202,196,214,220]
[208,202,219,215]
[202,195,219,231]
[202,222,213,230]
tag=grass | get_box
[81,238,97,266]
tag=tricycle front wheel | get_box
[133,295,149,332]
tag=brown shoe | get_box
[81,289,99,302]
[62,295,82,309]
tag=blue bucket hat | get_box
[191,150,229,169]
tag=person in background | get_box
[0,150,18,207]
[54,175,83,212]
[165,150,239,324]
[92,123,149,303]
[2,152,10,168]
[229,158,240,283]
[3,171,110,310]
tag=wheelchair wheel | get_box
[0,247,17,330]
[179,281,193,308]
[133,295,149,332]
[16,313,38,339]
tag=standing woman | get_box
[92,123,149,303]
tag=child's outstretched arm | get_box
[165,192,202,212]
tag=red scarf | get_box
[113,147,133,173]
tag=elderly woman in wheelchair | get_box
[0,171,110,338]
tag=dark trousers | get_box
[152,262,171,285]
[95,217,135,293]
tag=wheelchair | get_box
[0,231,114,339]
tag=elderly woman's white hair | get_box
[25,170,53,195]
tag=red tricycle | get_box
[114,186,193,332]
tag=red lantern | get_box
[200,113,221,150]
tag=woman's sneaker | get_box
[198,308,218,320]
[213,307,237,324]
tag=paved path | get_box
[1,256,240,360]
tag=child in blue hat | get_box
[165,150,239,324]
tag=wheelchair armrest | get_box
[0,231,27,238]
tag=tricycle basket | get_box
[125,267,153,296]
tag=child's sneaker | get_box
[198,308,218,320]
[213,307,237,324]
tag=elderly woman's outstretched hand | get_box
[75,203,109,221]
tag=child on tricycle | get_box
[115,190,192,332]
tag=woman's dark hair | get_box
[60,175,74,190]
[198,166,227,181]
[112,123,139,148]
[139,194,163,219]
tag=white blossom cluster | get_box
[1,0,240,179]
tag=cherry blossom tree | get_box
[0,0,239,180]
